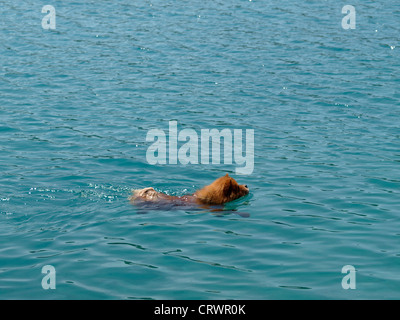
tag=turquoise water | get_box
[1,0,399,300]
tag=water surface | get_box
[1,0,399,299]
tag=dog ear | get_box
[222,178,233,197]
[225,173,229,177]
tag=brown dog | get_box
[130,174,249,207]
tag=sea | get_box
[0,0,399,299]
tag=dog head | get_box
[194,174,249,205]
